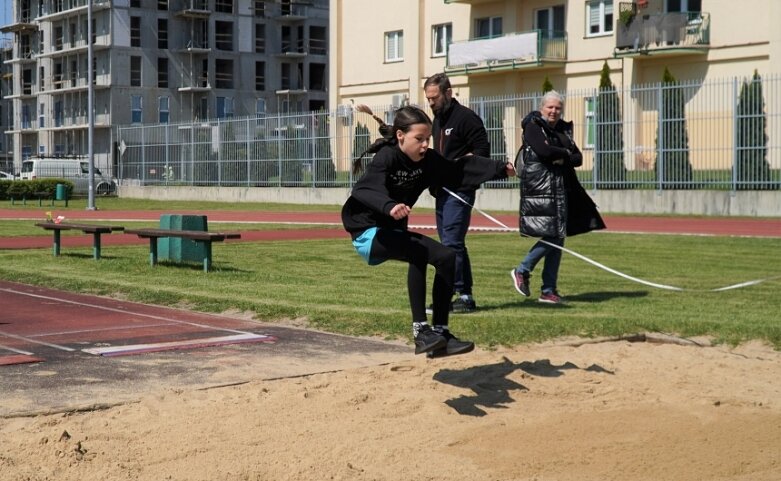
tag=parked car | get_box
[0,171,15,181]
[19,158,116,195]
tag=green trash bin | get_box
[55,183,67,201]
[158,214,208,263]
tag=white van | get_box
[19,158,116,195]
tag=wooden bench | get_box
[12,191,68,207]
[35,222,125,260]
[124,228,241,272]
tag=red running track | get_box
[0,208,779,250]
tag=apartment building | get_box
[2,0,329,172]
[330,0,781,110]
[0,39,12,172]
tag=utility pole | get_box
[87,0,96,210]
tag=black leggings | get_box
[371,229,456,326]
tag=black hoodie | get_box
[342,143,508,239]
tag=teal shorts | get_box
[351,227,386,266]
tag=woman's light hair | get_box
[539,90,564,110]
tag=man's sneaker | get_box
[511,269,530,297]
[413,324,447,355]
[538,291,564,304]
[427,330,475,358]
[451,296,476,313]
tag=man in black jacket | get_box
[424,73,491,313]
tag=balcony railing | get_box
[445,30,566,74]
[615,11,710,54]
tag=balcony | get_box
[274,3,307,23]
[36,0,112,23]
[175,0,211,18]
[614,11,710,57]
[176,39,211,54]
[1,12,36,33]
[445,30,567,75]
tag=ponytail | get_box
[351,105,431,176]
[352,136,396,175]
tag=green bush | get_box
[0,179,75,200]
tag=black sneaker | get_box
[414,324,447,355]
[510,268,530,297]
[451,296,476,313]
[427,330,475,358]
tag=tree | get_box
[735,70,773,190]
[542,76,554,94]
[484,103,510,187]
[352,121,372,177]
[595,61,627,188]
[313,111,336,186]
[655,67,693,188]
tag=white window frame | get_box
[431,23,452,57]
[475,16,502,39]
[586,1,613,37]
[584,96,595,149]
[384,30,404,63]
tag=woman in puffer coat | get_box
[510,91,605,304]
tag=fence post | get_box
[246,118,251,187]
[731,76,739,194]
[656,82,664,193]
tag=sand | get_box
[1,337,779,481]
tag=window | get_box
[216,96,233,119]
[584,97,595,148]
[384,30,403,62]
[54,26,63,50]
[255,61,265,90]
[535,6,565,39]
[256,98,266,116]
[130,56,141,86]
[130,16,141,47]
[586,1,613,36]
[158,96,169,123]
[215,59,233,89]
[158,0,168,10]
[254,1,265,16]
[54,101,63,127]
[215,0,233,13]
[158,18,168,49]
[131,95,142,124]
[255,24,265,53]
[39,103,45,128]
[309,63,325,91]
[309,25,327,55]
[157,57,168,88]
[667,0,701,13]
[215,21,233,51]
[432,23,452,57]
[475,17,502,38]
[130,0,140,7]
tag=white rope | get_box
[441,187,778,292]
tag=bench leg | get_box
[203,242,213,272]
[148,238,158,266]
[52,230,61,256]
[92,233,102,260]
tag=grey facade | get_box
[1,0,329,174]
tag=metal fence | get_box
[118,74,781,191]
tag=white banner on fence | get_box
[449,32,538,66]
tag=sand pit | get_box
[1,337,779,481]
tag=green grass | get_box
[0,230,778,349]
